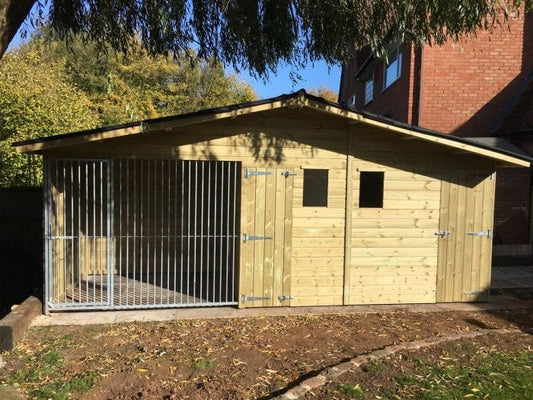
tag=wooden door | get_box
[239,168,294,307]
[436,172,495,302]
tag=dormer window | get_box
[383,47,402,89]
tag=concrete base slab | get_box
[31,295,533,327]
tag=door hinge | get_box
[466,229,491,238]
[243,233,273,243]
[241,294,270,303]
[278,295,293,302]
[463,289,488,296]
[244,168,273,178]
[281,171,297,178]
[435,231,450,238]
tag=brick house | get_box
[338,10,533,254]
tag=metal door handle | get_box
[435,231,450,238]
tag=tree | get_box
[0,40,98,186]
[0,33,256,186]
[1,1,531,72]
[308,86,338,102]
[40,32,256,124]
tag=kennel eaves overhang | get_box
[13,90,531,168]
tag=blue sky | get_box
[234,62,341,99]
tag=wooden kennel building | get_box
[15,91,530,312]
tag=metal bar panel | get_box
[167,160,171,305]
[99,161,104,304]
[62,161,66,303]
[173,160,178,304]
[226,163,230,302]
[43,158,51,314]
[77,162,82,304]
[133,160,137,306]
[193,162,198,302]
[147,160,152,304]
[124,160,129,306]
[232,163,237,302]
[139,161,144,305]
[92,163,96,303]
[206,162,211,302]
[56,162,60,304]
[219,162,224,301]
[107,159,114,306]
[180,160,184,304]
[47,158,244,311]
[153,160,157,304]
[70,161,74,304]
[187,161,191,300]
[159,160,165,304]
[118,160,123,304]
[200,162,205,302]
[85,163,89,302]
[212,162,217,301]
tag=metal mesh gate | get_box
[45,159,241,311]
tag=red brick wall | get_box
[420,13,531,137]
[359,44,417,124]
[343,44,419,125]
[339,12,532,135]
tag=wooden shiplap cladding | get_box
[436,172,495,302]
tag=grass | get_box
[30,372,97,400]
[338,383,363,398]
[5,343,96,400]
[338,346,533,399]
[190,355,218,370]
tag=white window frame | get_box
[383,47,402,90]
[348,94,357,109]
[364,78,374,105]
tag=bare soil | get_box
[0,308,532,399]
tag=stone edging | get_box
[273,327,522,400]
[0,296,42,352]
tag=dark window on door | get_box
[303,169,328,207]
[359,171,384,208]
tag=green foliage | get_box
[0,31,256,187]
[45,33,256,125]
[0,41,98,186]
[43,0,531,76]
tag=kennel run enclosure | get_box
[44,158,241,311]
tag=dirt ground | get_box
[1,308,532,399]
